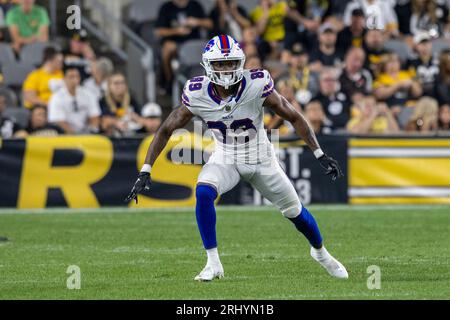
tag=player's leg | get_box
[248,159,348,279]
[194,162,240,281]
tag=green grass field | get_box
[0,205,449,300]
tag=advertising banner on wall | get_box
[0,134,348,208]
[348,139,450,204]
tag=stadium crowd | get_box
[1,0,450,139]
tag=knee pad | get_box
[196,184,218,203]
[280,199,302,219]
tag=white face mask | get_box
[204,59,245,89]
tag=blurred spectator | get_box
[373,52,422,115]
[339,47,373,103]
[140,102,162,135]
[363,28,388,76]
[282,0,322,62]
[63,29,96,82]
[438,104,450,130]
[283,42,319,105]
[15,104,63,137]
[23,46,63,108]
[406,31,439,97]
[405,96,439,132]
[309,23,344,72]
[347,95,399,134]
[64,29,96,61]
[240,26,259,57]
[6,0,49,53]
[337,8,366,54]
[48,65,100,134]
[344,0,399,37]
[83,57,114,101]
[394,0,413,36]
[250,0,288,59]
[0,90,23,138]
[209,0,251,41]
[100,72,150,137]
[244,54,263,69]
[155,0,213,91]
[410,0,449,38]
[312,68,351,130]
[304,100,332,135]
[434,50,450,107]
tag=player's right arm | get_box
[143,105,194,167]
[125,105,194,203]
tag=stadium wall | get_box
[0,135,449,208]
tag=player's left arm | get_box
[263,89,343,181]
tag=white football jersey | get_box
[182,69,275,164]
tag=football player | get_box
[126,35,348,281]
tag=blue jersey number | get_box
[207,118,256,144]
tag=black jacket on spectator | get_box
[155,0,206,43]
[99,97,142,117]
[339,68,373,99]
[25,123,64,136]
[309,45,344,68]
[336,26,366,53]
[434,75,450,107]
[406,55,440,97]
[312,91,351,130]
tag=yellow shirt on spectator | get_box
[373,71,413,89]
[347,110,389,134]
[23,68,64,108]
[251,1,287,42]
[373,71,416,107]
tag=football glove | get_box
[125,172,152,204]
[318,154,343,181]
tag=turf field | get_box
[0,205,449,300]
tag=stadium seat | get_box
[3,107,30,128]
[0,86,19,108]
[172,40,206,106]
[383,40,413,62]
[2,62,35,88]
[0,43,16,68]
[236,0,260,15]
[20,42,60,67]
[128,0,167,24]
[432,39,450,56]
[179,39,206,69]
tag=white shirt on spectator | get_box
[48,85,101,134]
[344,0,398,30]
[83,77,108,101]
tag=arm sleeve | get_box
[155,4,170,28]
[5,9,16,27]
[39,7,50,26]
[260,70,275,101]
[86,92,101,118]
[181,81,198,116]
[192,1,206,18]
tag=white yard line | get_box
[0,204,449,215]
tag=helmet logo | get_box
[204,39,215,53]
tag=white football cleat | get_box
[194,264,224,281]
[310,246,349,279]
